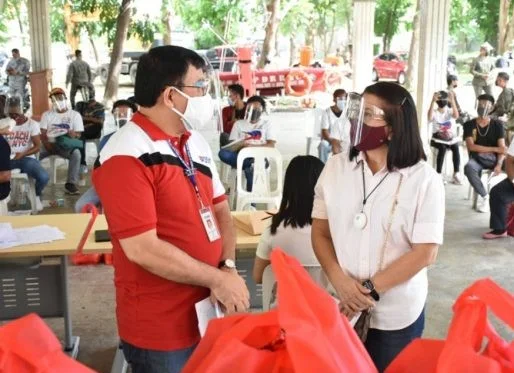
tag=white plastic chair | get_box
[10,169,37,214]
[235,147,283,211]
[49,155,69,185]
[305,108,325,156]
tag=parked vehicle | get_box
[372,52,407,85]
[205,46,238,72]
[97,51,144,85]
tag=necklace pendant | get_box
[353,212,367,230]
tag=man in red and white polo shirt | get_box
[93,46,249,373]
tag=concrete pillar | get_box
[416,0,451,144]
[27,0,52,71]
[27,0,52,120]
[352,0,376,93]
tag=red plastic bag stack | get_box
[386,278,514,373]
[0,313,96,373]
[183,249,377,373]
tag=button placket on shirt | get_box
[358,165,390,279]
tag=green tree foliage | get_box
[466,0,500,47]
[374,0,412,51]
[174,0,254,49]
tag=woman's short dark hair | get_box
[350,81,426,171]
[247,95,266,111]
[135,46,206,108]
[228,84,244,99]
[270,155,324,235]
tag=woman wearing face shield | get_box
[311,82,445,372]
[218,95,277,191]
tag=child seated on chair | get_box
[253,156,326,308]
[428,90,461,185]
[218,95,277,192]
[3,94,48,211]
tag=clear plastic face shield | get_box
[245,102,264,124]
[51,94,68,112]
[80,87,90,102]
[170,58,222,132]
[345,92,387,148]
[113,106,133,128]
[476,100,492,118]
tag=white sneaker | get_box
[452,172,463,185]
[477,195,490,213]
[78,178,86,187]
[35,196,43,212]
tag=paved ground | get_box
[6,78,514,372]
[27,106,512,372]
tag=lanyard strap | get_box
[361,162,390,208]
[168,141,204,206]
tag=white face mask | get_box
[337,99,346,111]
[171,88,214,130]
[52,99,68,112]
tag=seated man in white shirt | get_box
[4,95,49,211]
[318,89,350,163]
[39,88,84,195]
[218,95,277,191]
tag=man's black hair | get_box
[134,46,206,108]
[112,99,138,114]
[333,89,347,98]
[497,72,510,81]
[477,94,495,105]
[246,95,266,111]
[75,50,82,57]
[11,49,19,54]
[228,84,244,100]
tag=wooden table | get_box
[82,212,263,254]
[0,213,92,358]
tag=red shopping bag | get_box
[386,278,514,373]
[0,313,96,373]
[71,204,102,265]
[183,249,377,373]
[507,204,514,237]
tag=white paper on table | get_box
[0,225,66,249]
[195,297,224,337]
[0,223,18,248]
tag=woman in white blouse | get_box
[253,155,325,287]
[312,82,445,372]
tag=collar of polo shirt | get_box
[132,112,191,143]
[352,152,412,177]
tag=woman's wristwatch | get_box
[362,279,380,301]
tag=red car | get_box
[372,52,408,85]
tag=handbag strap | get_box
[374,173,404,275]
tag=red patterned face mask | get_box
[354,123,389,151]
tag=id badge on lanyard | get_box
[168,141,221,242]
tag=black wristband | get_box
[362,279,380,302]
